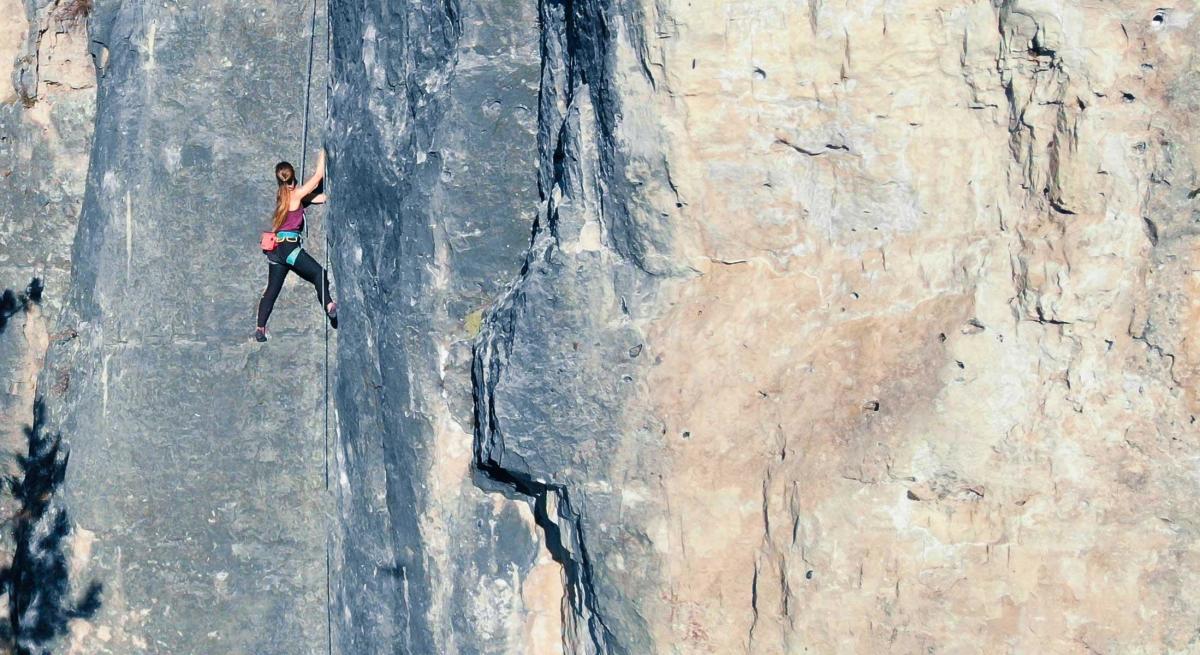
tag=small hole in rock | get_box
[805,570,814,580]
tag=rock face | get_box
[5,0,1200,653]
[325,0,551,652]
[31,1,334,653]
[343,0,1200,653]
[1,0,95,461]
[0,5,97,651]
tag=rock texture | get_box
[0,5,98,653]
[325,0,551,652]
[394,0,1200,653]
[0,0,95,462]
[5,0,1200,653]
[469,1,1200,653]
[30,1,334,653]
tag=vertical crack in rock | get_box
[470,0,671,652]
[327,0,464,650]
[473,325,616,653]
[328,0,555,651]
[470,0,621,644]
[993,2,1080,326]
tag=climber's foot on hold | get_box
[326,302,338,330]
[254,327,268,343]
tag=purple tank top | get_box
[278,206,304,233]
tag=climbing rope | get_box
[321,0,331,495]
[295,0,329,493]
[298,0,317,185]
[296,1,334,653]
[321,4,334,655]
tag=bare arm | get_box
[307,193,327,205]
[296,149,325,197]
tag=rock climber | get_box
[254,149,337,342]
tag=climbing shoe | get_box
[254,327,268,343]
[326,302,338,330]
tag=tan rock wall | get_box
[616,1,1200,652]
[0,0,94,453]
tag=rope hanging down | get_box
[299,0,318,185]
[296,0,330,493]
[321,0,331,497]
[319,5,333,651]
[296,1,334,653]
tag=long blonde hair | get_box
[272,161,296,231]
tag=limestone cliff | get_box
[26,1,332,652]
[1,0,94,475]
[2,1,1200,654]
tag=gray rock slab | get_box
[40,1,334,653]
[326,0,543,652]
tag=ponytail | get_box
[272,162,296,231]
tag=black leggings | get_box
[257,242,332,328]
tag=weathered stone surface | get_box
[33,1,334,653]
[325,0,550,652]
[0,5,96,647]
[5,0,1200,653]
[0,0,95,452]
[475,0,1200,653]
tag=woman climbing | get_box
[255,149,337,342]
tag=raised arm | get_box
[296,149,325,197]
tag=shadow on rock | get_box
[0,279,44,336]
[0,279,101,654]
[0,400,102,655]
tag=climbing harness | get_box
[285,246,304,267]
